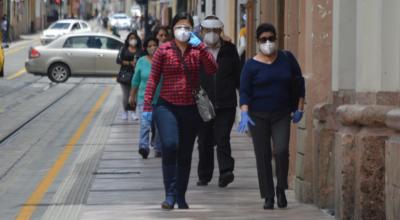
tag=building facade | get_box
[175,0,400,219]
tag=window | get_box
[71,23,81,31]
[81,22,89,29]
[63,36,90,48]
[92,37,122,50]
[105,37,123,50]
[49,22,70,30]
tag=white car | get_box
[40,19,91,45]
[108,13,131,30]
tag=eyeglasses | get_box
[174,25,192,31]
[258,36,276,43]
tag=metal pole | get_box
[144,0,149,40]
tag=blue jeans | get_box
[154,99,201,200]
[137,103,161,151]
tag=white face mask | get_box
[129,39,137,47]
[174,28,191,42]
[203,32,220,45]
[260,40,276,55]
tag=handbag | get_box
[172,42,216,122]
[116,48,135,84]
[116,67,133,84]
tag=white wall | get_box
[332,0,400,92]
[332,0,356,91]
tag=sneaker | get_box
[131,112,139,121]
[121,111,128,120]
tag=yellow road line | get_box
[6,68,26,80]
[15,87,112,220]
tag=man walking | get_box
[197,16,241,187]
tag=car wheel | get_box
[48,63,70,83]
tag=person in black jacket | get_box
[116,31,142,120]
[196,16,241,188]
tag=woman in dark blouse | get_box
[238,23,305,210]
[116,31,142,120]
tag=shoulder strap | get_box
[171,42,197,95]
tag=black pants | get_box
[248,111,291,199]
[197,107,236,182]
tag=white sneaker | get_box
[121,111,128,120]
[131,112,139,121]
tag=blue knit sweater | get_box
[239,50,305,112]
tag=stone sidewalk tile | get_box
[80,111,334,220]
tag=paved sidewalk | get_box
[76,107,334,220]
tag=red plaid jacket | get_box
[143,41,218,111]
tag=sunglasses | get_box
[258,36,276,43]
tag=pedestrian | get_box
[129,36,162,159]
[1,15,8,45]
[196,16,241,188]
[116,31,142,121]
[142,12,217,209]
[237,23,305,210]
[153,26,169,44]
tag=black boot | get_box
[276,187,287,208]
[161,165,176,209]
[218,171,234,188]
[263,197,274,210]
[176,166,191,209]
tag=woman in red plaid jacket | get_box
[142,12,218,210]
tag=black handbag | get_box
[172,43,216,122]
[116,48,135,84]
[116,67,133,84]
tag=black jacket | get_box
[200,40,241,109]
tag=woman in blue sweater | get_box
[238,23,305,210]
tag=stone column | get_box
[386,136,400,220]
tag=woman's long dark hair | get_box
[124,31,142,50]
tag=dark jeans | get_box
[197,107,236,182]
[154,99,201,198]
[248,111,291,199]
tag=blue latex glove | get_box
[142,112,153,124]
[188,32,202,47]
[237,111,255,134]
[292,110,303,123]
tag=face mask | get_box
[203,32,220,45]
[129,39,137,47]
[147,47,157,56]
[260,40,276,55]
[174,28,191,42]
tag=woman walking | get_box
[116,31,142,120]
[153,26,170,45]
[142,12,217,209]
[129,37,162,158]
[237,23,305,210]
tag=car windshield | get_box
[113,15,128,19]
[49,23,71,30]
